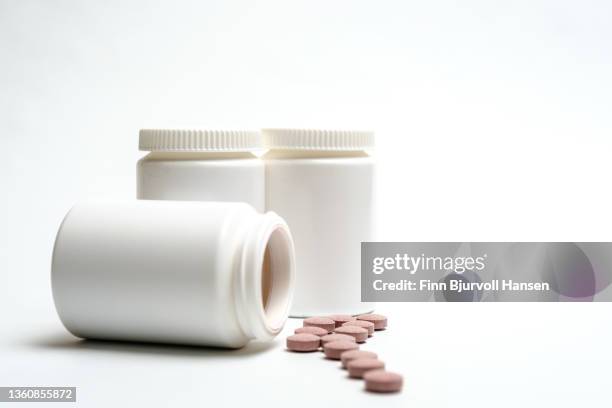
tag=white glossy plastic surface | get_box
[51,200,294,348]
[264,150,375,316]
[137,152,265,212]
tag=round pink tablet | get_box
[334,325,368,343]
[323,340,359,359]
[295,326,328,337]
[363,370,403,393]
[347,358,385,378]
[303,317,336,333]
[286,333,321,352]
[320,333,356,346]
[357,313,387,330]
[340,350,378,368]
[327,314,356,328]
[342,320,375,336]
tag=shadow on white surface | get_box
[26,332,276,359]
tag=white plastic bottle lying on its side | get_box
[262,129,376,317]
[137,129,265,212]
[51,200,295,348]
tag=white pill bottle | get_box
[262,129,375,317]
[137,129,265,212]
[51,200,295,348]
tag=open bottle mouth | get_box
[236,213,295,340]
[260,226,294,332]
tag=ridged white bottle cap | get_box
[262,129,375,151]
[139,129,262,152]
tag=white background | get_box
[1,0,611,406]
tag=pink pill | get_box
[334,325,368,343]
[323,340,359,360]
[357,313,387,330]
[347,358,385,378]
[286,333,321,352]
[320,333,356,346]
[363,370,403,393]
[340,350,378,368]
[295,326,328,337]
[342,320,375,336]
[327,314,356,328]
[303,317,336,333]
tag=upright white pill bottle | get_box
[262,129,375,317]
[137,129,265,212]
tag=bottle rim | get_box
[234,212,295,340]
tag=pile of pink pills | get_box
[286,313,403,394]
